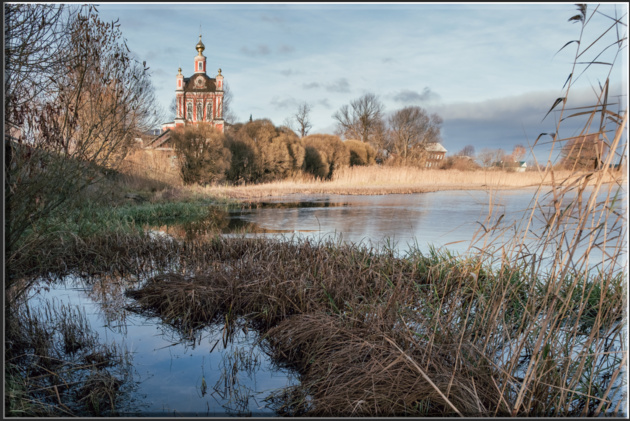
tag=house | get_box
[424,142,447,168]
[140,129,178,169]
[161,35,225,133]
[146,129,174,150]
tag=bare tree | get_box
[510,144,527,162]
[477,148,508,168]
[478,148,496,168]
[5,4,161,271]
[333,93,385,149]
[560,134,607,170]
[4,4,72,115]
[457,145,476,157]
[284,102,313,138]
[294,102,313,138]
[386,106,443,164]
[172,124,231,185]
[169,97,177,121]
[221,80,237,125]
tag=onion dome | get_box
[196,35,205,56]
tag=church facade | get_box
[162,35,225,133]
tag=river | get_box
[25,184,627,416]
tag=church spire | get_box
[194,34,207,74]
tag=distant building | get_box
[161,35,225,133]
[425,143,447,168]
[146,129,174,150]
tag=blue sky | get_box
[97,2,628,161]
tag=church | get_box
[161,35,225,133]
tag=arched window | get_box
[197,103,203,121]
[207,102,213,121]
[198,62,202,71]
[186,103,193,121]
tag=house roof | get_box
[425,142,447,153]
[146,129,172,149]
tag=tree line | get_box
[285,93,444,167]
[171,120,378,185]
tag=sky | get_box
[96,2,629,162]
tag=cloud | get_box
[393,87,440,103]
[278,44,295,54]
[270,96,298,109]
[304,79,350,93]
[326,78,350,93]
[151,68,169,78]
[241,44,271,56]
[318,98,331,109]
[431,87,614,160]
[303,82,320,89]
[280,69,297,76]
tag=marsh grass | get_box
[192,166,623,199]
[4,298,134,416]
[114,232,623,416]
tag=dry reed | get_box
[194,166,623,199]
[114,233,624,416]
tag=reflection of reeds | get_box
[5,299,134,416]
[210,345,261,416]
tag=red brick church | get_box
[161,35,225,133]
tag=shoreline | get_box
[193,177,625,201]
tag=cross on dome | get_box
[196,34,205,56]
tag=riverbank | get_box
[177,167,625,200]
[6,232,626,416]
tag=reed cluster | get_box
[114,234,624,416]
[5,298,133,416]
[192,166,623,199]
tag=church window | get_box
[207,103,213,120]
[198,62,202,71]
[186,103,193,121]
[197,103,203,121]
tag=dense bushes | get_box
[173,119,465,185]
[171,124,231,185]
[225,119,305,183]
[346,139,376,166]
[302,134,350,179]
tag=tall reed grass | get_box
[195,166,623,199]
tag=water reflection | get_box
[148,189,540,255]
[30,276,298,417]
[147,186,626,273]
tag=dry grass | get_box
[110,233,624,416]
[192,166,624,199]
[118,148,183,190]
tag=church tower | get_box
[162,35,225,133]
